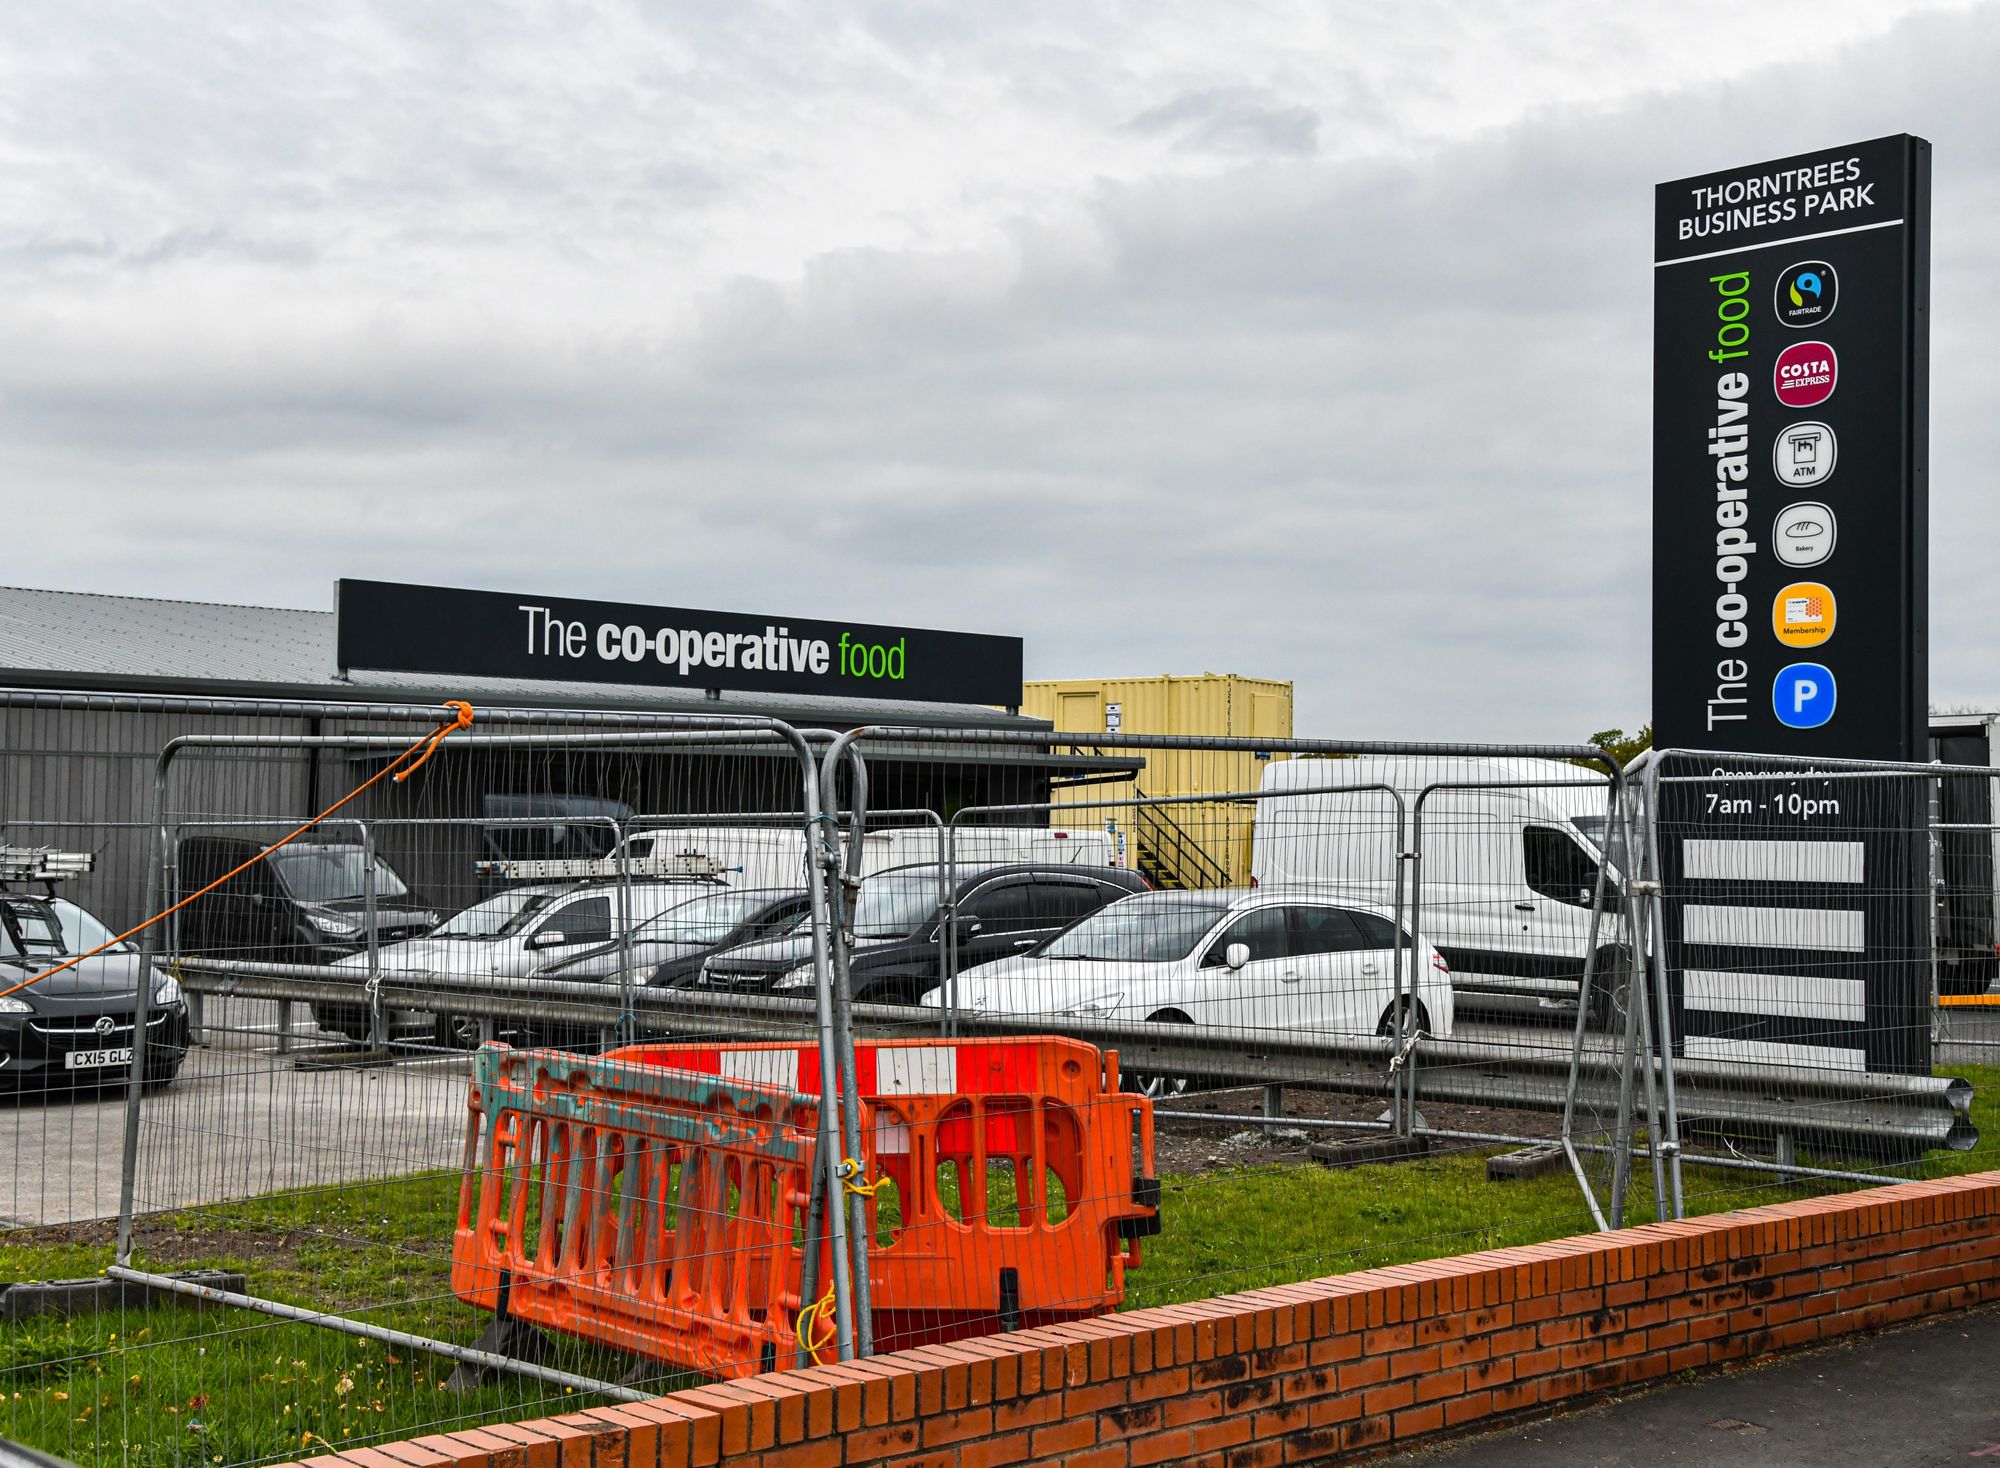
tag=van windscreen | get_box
[268,847,410,902]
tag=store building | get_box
[0,583,1135,925]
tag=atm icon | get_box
[1773,422,1836,487]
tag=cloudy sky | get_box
[2,2,1996,738]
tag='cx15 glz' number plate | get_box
[64,1047,133,1071]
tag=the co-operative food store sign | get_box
[335,579,1024,706]
[1652,134,1930,759]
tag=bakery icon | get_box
[1774,502,1837,567]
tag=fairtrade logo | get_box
[1772,582,1836,649]
[1773,663,1837,730]
[1773,502,1837,567]
[1773,422,1836,487]
[1775,260,1838,328]
[1774,340,1837,409]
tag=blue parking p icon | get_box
[1773,663,1837,729]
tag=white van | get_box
[1250,756,1629,1017]
[606,823,1117,892]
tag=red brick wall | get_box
[293,1172,2000,1468]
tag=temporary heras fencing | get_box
[0,694,1992,1468]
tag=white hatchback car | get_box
[929,888,1453,1078]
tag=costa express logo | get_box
[1774,340,1837,408]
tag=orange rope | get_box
[0,701,473,1002]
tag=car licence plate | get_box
[64,1047,133,1071]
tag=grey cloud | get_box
[1,4,1997,741]
[1126,87,1321,157]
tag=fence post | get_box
[363,821,384,1051]
[114,749,174,1265]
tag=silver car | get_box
[324,877,720,1046]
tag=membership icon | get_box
[1773,581,1836,649]
[1773,422,1837,487]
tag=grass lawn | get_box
[5,1064,1996,1467]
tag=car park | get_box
[602,823,1118,893]
[695,862,1149,1004]
[0,849,189,1093]
[523,885,811,1046]
[320,875,723,1045]
[932,887,1453,1094]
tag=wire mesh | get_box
[4,703,1996,1468]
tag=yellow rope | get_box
[795,1285,838,1366]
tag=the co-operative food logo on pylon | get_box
[1775,261,1838,328]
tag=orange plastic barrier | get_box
[451,1036,1159,1379]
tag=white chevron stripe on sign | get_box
[1684,904,1865,953]
[1684,1034,1867,1071]
[1684,969,1865,1022]
[1683,838,1864,884]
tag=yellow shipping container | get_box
[1020,674,1292,889]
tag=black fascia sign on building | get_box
[334,579,1025,707]
[1651,136,1932,1075]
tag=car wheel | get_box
[1583,945,1636,1032]
[434,1012,487,1051]
[309,1002,371,1044]
[1124,1010,1196,1099]
[1375,998,1432,1039]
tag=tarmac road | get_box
[1388,1302,2000,1467]
[0,997,468,1227]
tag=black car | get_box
[0,891,189,1093]
[693,863,1150,1004]
[522,886,812,1046]
[173,835,438,966]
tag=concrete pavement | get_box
[1389,1302,2000,1466]
[0,999,468,1227]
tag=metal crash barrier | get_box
[451,1035,1159,1379]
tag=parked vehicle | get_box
[174,834,439,966]
[524,886,811,1046]
[1251,756,1629,1021]
[1928,713,2000,997]
[606,824,1119,892]
[695,863,1149,1004]
[0,854,188,1093]
[936,887,1451,1095]
[321,876,721,1045]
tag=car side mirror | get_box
[1225,942,1250,970]
[528,930,567,949]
